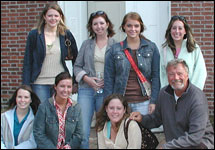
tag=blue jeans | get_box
[128,100,150,115]
[77,88,104,149]
[31,84,54,103]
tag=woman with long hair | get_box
[22,3,78,103]
[1,85,40,149]
[160,15,207,90]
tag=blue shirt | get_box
[107,121,111,139]
[13,109,29,146]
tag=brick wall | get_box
[1,1,214,115]
[1,1,56,109]
[171,1,214,115]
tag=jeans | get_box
[128,100,150,115]
[31,84,54,103]
[77,88,104,149]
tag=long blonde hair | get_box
[35,3,67,36]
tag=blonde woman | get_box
[22,3,78,103]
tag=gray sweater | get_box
[141,81,214,149]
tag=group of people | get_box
[1,3,214,149]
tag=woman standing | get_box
[160,15,207,90]
[104,12,160,115]
[96,94,142,149]
[33,72,83,149]
[1,85,40,149]
[74,10,116,148]
[22,3,78,103]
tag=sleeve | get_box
[14,132,37,149]
[97,130,107,149]
[22,31,35,85]
[159,47,169,89]
[103,47,115,99]
[33,104,56,149]
[1,137,7,149]
[150,42,160,104]
[163,94,209,149]
[68,105,83,149]
[1,113,8,149]
[189,45,207,90]
[141,90,163,128]
[127,121,142,149]
[73,41,88,82]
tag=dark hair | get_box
[35,3,67,35]
[87,10,115,39]
[162,15,196,54]
[55,72,73,86]
[7,85,41,115]
[120,12,149,40]
[95,94,131,132]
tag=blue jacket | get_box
[33,97,83,149]
[104,38,160,104]
[22,28,78,85]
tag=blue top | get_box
[13,109,29,146]
[107,121,111,139]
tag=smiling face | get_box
[44,8,61,28]
[92,16,109,37]
[54,79,73,101]
[16,89,31,111]
[105,98,126,124]
[123,18,141,39]
[167,63,189,92]
[170,20,186,42]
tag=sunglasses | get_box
[90,11,105,17]
[171,15,187,23]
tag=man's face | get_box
[167,63,189,91]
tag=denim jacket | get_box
[33,97,83,149]
[104,38,160,104]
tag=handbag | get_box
[64,31,73,76]
[120,41,151,97]
[124,118,159,149]
[64,31,78,94]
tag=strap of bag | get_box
[120,41,151,97]
[124,118,132,148]
[65,31,73,60]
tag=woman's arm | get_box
[33,104,56,149]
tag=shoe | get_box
[151,125,164,133]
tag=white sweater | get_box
[97,118,142,149]
[1,107,36,149]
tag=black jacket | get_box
[22,28,78,85]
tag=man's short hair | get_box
[166,59,189,74]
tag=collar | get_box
[165,79,191,97]
[120,37,149,51]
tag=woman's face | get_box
[123,18,141,39]
[92,16,109,37]
[16,89,31,111]
[54,79,73,100]
[106,98,126,124]
[170,20,186,42]
[44,8,61,28]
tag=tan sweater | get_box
[97,118,142,149]
[34,37,64,84]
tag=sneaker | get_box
[151,125,164,133]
